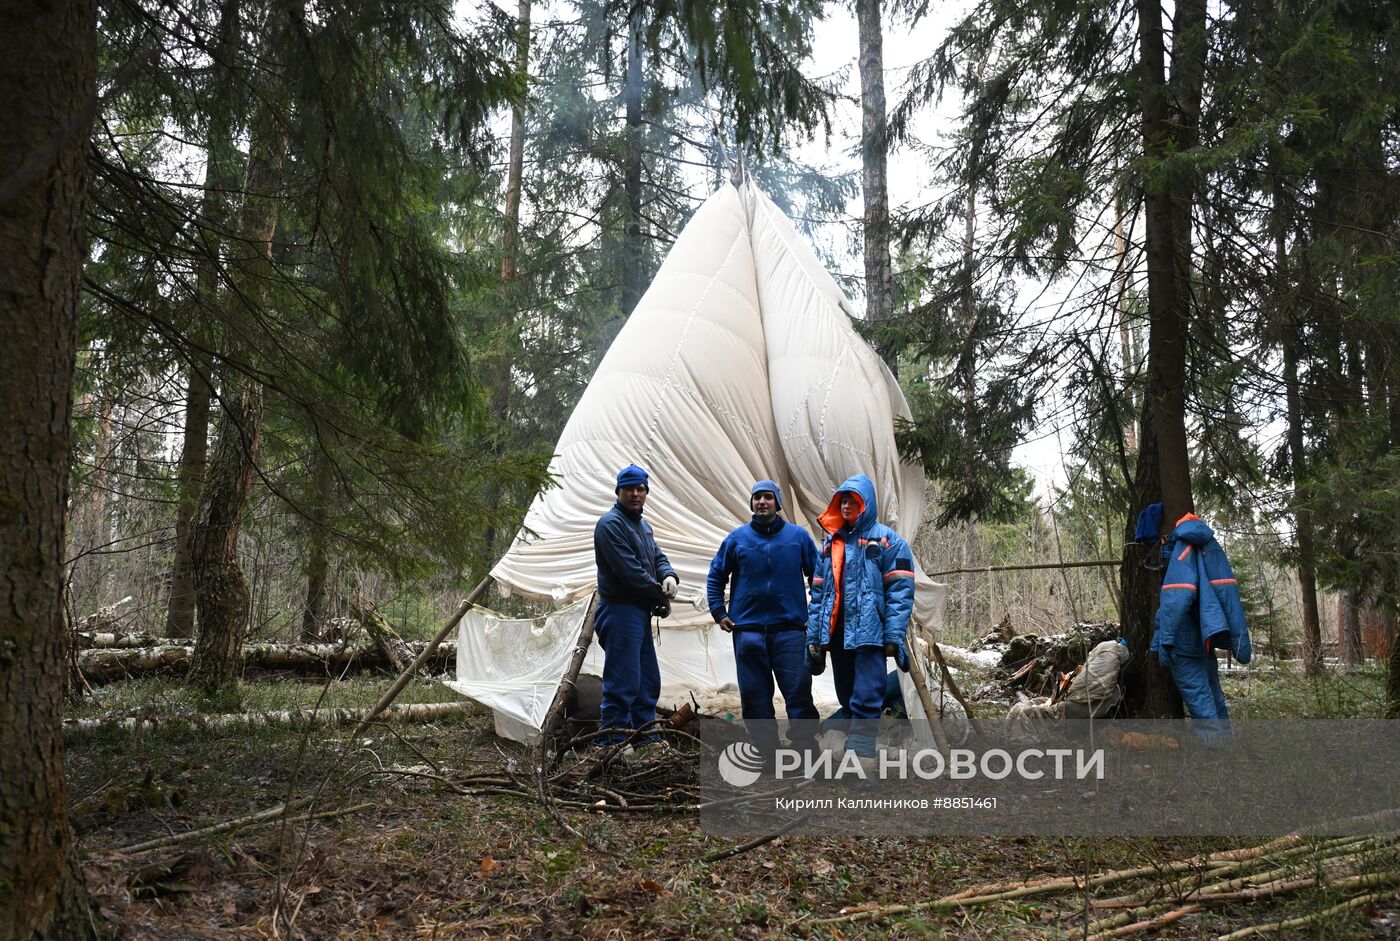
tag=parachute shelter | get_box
[445,182,950,743]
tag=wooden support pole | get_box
[351,576,492,738]
[928,639,983,738]
[905,635,951,753]
[536,592,598,763]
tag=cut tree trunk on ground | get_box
[76,631,180,649]
[64,699,481,738]
[350,595,413,674]
[75,641,458,684]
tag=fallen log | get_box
[75,640,458,684]
[350,594,414,674]
[64,699,481,738]
[75,631,182,649]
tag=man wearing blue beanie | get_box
[706,479,820,752]
[593,464,678,746]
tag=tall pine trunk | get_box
[484,0,530,561]
[167,362,211,638]
[0,0,101,934]
[167,0,241,639]
[188,126,286,695]
[1125,0,1204,717]
[1273,172,1324,675]
[856,0,895,375]
[621,6,645,318]
[1119,400,1183,717]
[300,452,333,641]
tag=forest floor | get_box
[67,662,1399,939]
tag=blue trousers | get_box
[595,600,660,744]
[733,629,819,748]
[831,644,887,757]
[1164,648,1232,740]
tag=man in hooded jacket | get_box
[1150,512,1252,738]
[707,480,820,751]
[805,475,916,759]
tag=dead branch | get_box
[1083,903,1204,941]
[1214,887,1400,940]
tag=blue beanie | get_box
[615,464,649,491]
[751,479,783,511]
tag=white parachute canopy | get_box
[449,182,949,741]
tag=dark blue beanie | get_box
[751,479,783,511]
[615,464,649,491]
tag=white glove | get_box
[661,576,678,599]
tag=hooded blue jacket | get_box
[805,475,916,650]
[1150,515,1252,664]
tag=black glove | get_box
[885,641,910,673]
[651,597,671,619]
[807,644,826,676]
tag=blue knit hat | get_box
[615,464,649,491]
[751,479,782,511]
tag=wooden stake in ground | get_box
[928,639,983,737]
[536,593,598,764]
[350,576,493,738]
[905,635,952,753]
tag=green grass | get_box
[1219,659,1388,719]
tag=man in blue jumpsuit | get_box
[806,475,916,759]
[706,480,820,752]
[594,464,677,745]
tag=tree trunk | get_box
[1339,590,1362,665]
[167,0,241,640]
[1283,328,1324,675]
[1139,0,1199,530]
[621,6,645,320]
[167,362,211,638]
[0,0,101,935]
[1113,196,1138,453]
[300,453,333,641]
[1119,400,1183,718]
[69,386,113,612]
[1274,172,1324,676]
[856,0,895,375]
[188,126,286,696]
[500,0,530,291]
[1388,618,1400,718]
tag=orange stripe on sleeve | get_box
[883,570,915,580]
[1162,583,1197,590]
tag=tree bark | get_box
[1283,329,1324,674]
[1273,172,1324,676]
[621,6,645,320]
[1338,590,1362,664]
[500,0,530,291]
[1119,400,1184,718]
[1139,0,1199,530]
[1387,617,1400,718]
[69,385,113,612]
[0,0,101,934]
[167,0,241,639]
[188,125,286,696]
[300,452,333,641]
[856,0,896,375]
